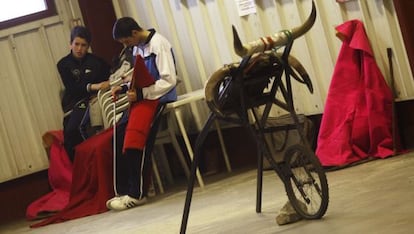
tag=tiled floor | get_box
[2,152,414,234]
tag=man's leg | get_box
[107,147,150,211]
[123,100,160,198]
[115,121,129,195]
[79,106,90,139]
[63,101,88,161]
[125,148,145,199]
[107,100,159,210]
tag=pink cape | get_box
[26,131,73,220]
[31,128,114,227]
[316,20,394,166]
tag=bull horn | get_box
[233,0,316,57]
[204,65,234,116]
[284,53,313,93]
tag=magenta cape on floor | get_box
[31,128,114,228]
[315,20,394,166]
[26,131,73,220]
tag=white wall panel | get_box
[204,0,234,65]
[169,1,207,91]
[0,1,76,182]
[112,0,413,125]
[0,35,47,181]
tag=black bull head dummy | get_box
[204,1,316,117]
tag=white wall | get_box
[0,0,83,182]
[113,0,413,113]
[0,0,412,182]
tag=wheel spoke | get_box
[283,144,329,219]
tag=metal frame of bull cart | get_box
[179,37,329,233]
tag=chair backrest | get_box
[95,47,134,129]
[98,59,134,129]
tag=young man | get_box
[107,17,177,210]
[58,26,111,161]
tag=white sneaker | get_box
[107,195,147,211]
[106,195,126,209]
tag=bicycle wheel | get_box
[283,144,329,219]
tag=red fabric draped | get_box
[131,55,155,89]
[26,131,72,220]
[123,54,158,150]
[31,128,114,228]
[123,99,159,150]
[316,20,394,166]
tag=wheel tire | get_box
[283,144,329,219]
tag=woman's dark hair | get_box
[70,26,91,44]
[112,17,143,39]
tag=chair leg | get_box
[173,107,205,188]
[167,116,190,177]
[256,149,263,213]
[214,120,232,172]
[154,145,174,185]
[151,153,164,194]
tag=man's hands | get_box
[111,86,142,103]
[126,89,137,102]
[89,81,110,91]
[99,81,110,90]
[111,85,123,101]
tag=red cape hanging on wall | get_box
[316,19,394,166]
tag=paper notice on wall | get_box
[235,0,256,17]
